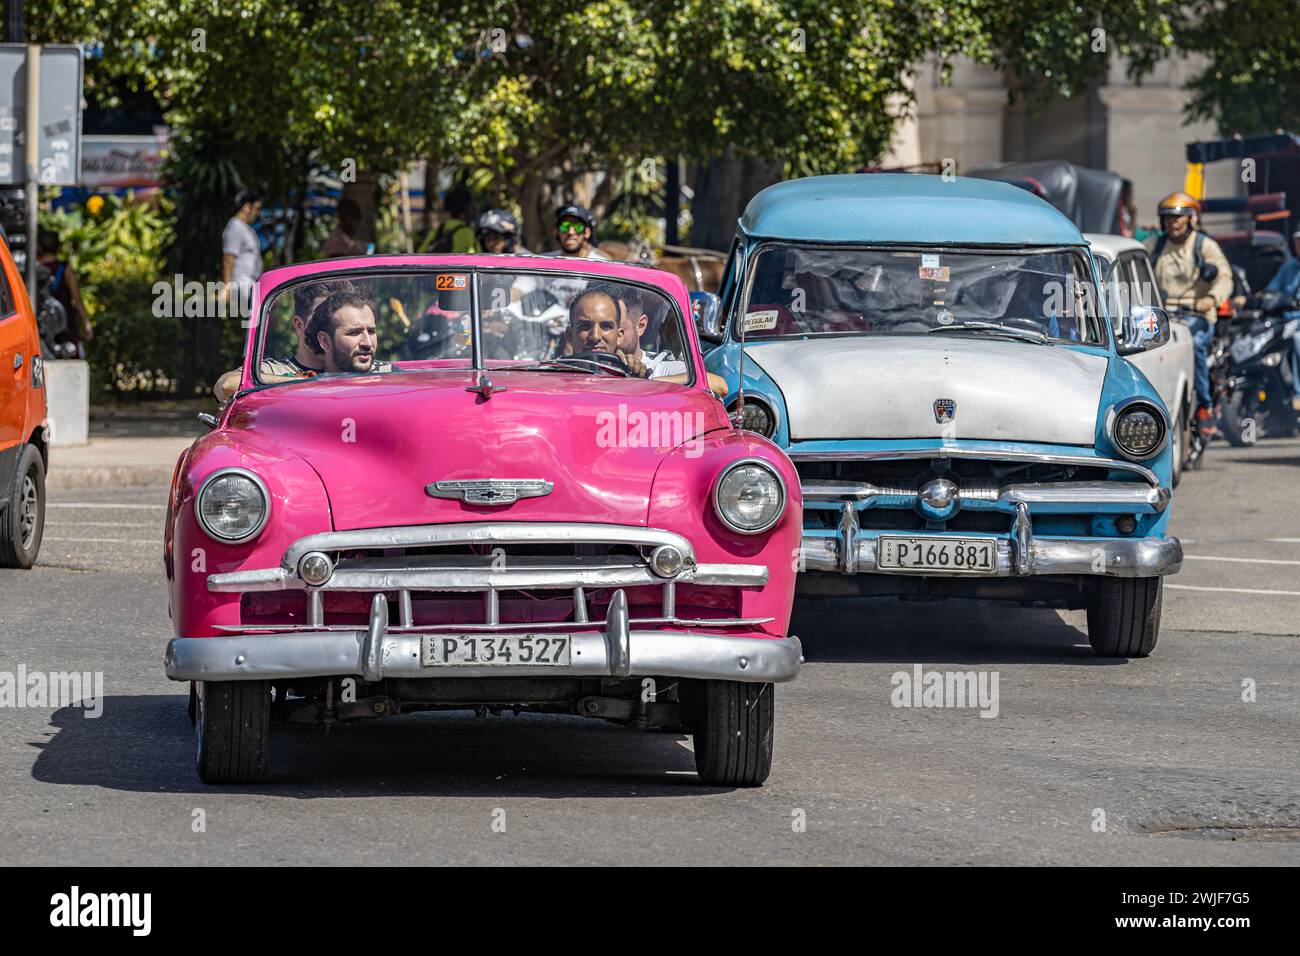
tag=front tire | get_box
[1221,391,1253,446]
[1171,403,1188,486]
[0,445,45,569]
[1086,577,1162,658]
[690,680,774,787]
[195,680,272,784]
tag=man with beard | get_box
[306,291,394,374]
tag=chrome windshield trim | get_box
[787,447,1160,486]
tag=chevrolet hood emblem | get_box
[426,479,554,505]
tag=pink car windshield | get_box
[256,268,694,385]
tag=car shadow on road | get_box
[29,696,726,798]
[791,597,1123,666]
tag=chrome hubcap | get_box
[18,473,37,551]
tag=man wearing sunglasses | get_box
[547,205,611,261]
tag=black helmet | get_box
[476,208,519,251]
[555,203,595,231]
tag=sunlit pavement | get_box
[0,440,1296,865]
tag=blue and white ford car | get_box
[693,174,1183,657]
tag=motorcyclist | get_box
[475,208,527,254]
[1260,225,1300,412]
[1146,192,1233,427]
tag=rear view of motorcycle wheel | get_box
[1221,392,1254,447]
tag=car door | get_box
[0,253,24,498]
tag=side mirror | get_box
[689,291,724,343]
[1118,304,1171,355]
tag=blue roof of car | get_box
[739,174,1087,246]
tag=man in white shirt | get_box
[222,189,263,319]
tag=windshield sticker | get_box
[436,273,469,291]
[921,254,940,269]
[919,266,949,281]
[744,309,779,332]
[936,309,955,325]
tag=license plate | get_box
[877,536,997,574]
[420,634,571,667]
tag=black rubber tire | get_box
[691,680,774,787]
[1221,392,1251,447]
[1171,403,1187,487]
[195,680,272,784]
[1086,577,1163,658]
[0,445,45,569]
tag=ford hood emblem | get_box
[933,399,956,424]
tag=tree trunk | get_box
[689,151,784,251]
[520,170,547,253]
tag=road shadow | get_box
[791,596,1122,666]
[29,695,718,798]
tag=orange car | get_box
[0,234,48,568]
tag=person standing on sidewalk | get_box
[36,229,93,358]
[322,196,365,258]
[222,189,264,319]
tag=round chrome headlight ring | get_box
[299,551,334,587]
[649,545,685,578]
[1109,399,1169,461]
[713,458,786,535]
[194,468,270,543]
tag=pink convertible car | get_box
[164,255,803,786]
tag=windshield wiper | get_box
[927,321,1053,345]
[509,358,631,377]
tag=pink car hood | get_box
[225,369,730,531]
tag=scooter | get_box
[1220,290,1300,444]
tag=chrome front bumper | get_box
[166,590,803,684]
[800,502,1182,578]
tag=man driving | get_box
[1146,191,1232,419]
[567,285,623,355]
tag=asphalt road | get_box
[1,439,1297,866]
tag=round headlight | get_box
[714,460,785,534]
[1112,401,1167,460]
[728,398,777,438]
[195,470,269,542]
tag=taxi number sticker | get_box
[436,274,469,290]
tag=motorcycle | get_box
[1219,290,1300,445]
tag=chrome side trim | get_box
[787,447,1160,486]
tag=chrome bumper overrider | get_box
[800,502,1182,577]
[166,591,803,684]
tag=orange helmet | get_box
[1157,192,1201,217]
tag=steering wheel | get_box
[556,350,631,374]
